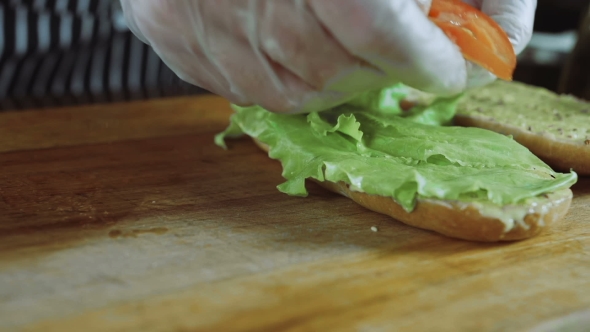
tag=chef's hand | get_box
[120,0,536,114]
[462,0,537,88]
[121,0,470,113]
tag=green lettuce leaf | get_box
[215,85,578,212]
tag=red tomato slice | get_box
[428,0,517,81]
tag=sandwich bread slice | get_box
[455,81,590,175]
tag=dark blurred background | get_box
[0,0,589,112]
[517,0,590,95]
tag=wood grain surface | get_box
[0,96,589,332]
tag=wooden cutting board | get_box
[0,96,589,332]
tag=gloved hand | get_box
[462,0,537,88]
[120,0,535,113]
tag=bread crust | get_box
[253,139,573,242]
[454,114,590,176]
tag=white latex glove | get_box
[120,0,534,113]
[462,0,537,88]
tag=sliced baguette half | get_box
[453,115,590,175]
[454,81,590,175]
[254,139,573,242]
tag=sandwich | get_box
[215,0,580,242]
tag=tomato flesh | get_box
[428,0,517,80]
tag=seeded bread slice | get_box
[453,81,590,175]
